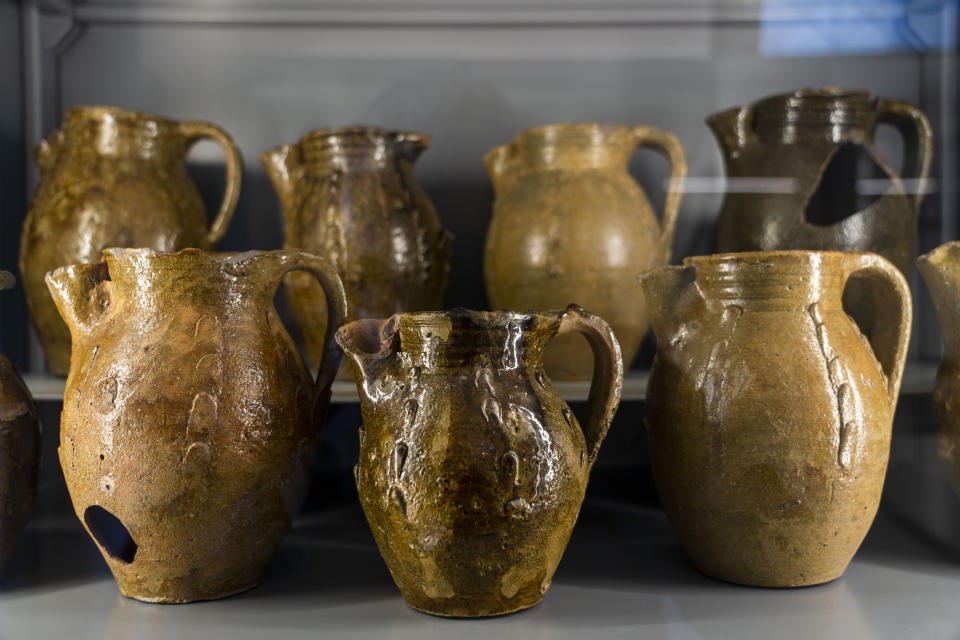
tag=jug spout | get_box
[638,265,700,344]
[706,105,753,161]
[483,143,514,193]
[919,242,960,358]
[45,261,111,339]
[260,143,305,221]
[335,317,400,385]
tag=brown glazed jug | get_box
[45,248,346,603]
[640,251,910,587]
[918,241,960,499]
[0,272,42,570]
[710,88,932,278]
[21,105,242,375]
[262,126,454,374]
[336,306,622,616]
[484,123,686,380]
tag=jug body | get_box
[262,126,453,375]
[642,251,910,586]
[337,307,622,616]
[484,123,686,380]
[47,248,346,603]
[21,106,241,375]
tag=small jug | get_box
[640,251,910,587]
[262,126,453,374]
[336,306,622,616]
[918,241,960,499]
[0,272,42,570]
[46,248,346,603]
[20,105,242,375]
[484,123,686,380]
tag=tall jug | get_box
[46,248,346,603]
[484,123,686,380]
[0,272,42,570]
[918,241,960,499]
[262,126,453,375]
[336,306,622,616]
[21,106,242,375]
[640,251,910,586]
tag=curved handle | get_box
[632,126,687,263]
[868,98,933,209]
[271,251,349,395]
[178,120,243,246]
[842,252,912,406]
[553,304,623,465]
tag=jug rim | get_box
[683,249,869,269]
[64,105,179,128]
[298,125,428,147]
[344,307,546,331]
[507,122,632,144]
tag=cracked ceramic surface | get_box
[641,251,911,587]
[337,306,623,616]
[483,123,686,380]
[20,105,242,375]
[46,248,346,603]
[262,126,453,377]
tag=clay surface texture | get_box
[21,105,241,375]
[46,248,346,603]
[337,306,622,616]
[641,251,911,587]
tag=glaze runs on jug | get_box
[709,87,932,278]
[0,272,42,570]
[46,248,346,603]
[21,105,242,375]
[484,123,686,381]
[336,306,622,616]
[262,126,453,375]
[918,242,960,500]
[641,251,910,587]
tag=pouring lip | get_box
[918,241,960,268]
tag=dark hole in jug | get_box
[803,142,886,227]
[84,505,137,564]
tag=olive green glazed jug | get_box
[641,251,911,587]
[484,123,686,381]
[46,248,346,603]
[918,241,960,499]
[21,105,242,375]
[262,126,453,375]
[337,306,623,616]
[0,272,42,570]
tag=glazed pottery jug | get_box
[709,88,932,278]
[641,251,911,587]
[21,105,242,375]
[484,123,686,380]
[336,305,623,616]
[262,126,453,374]
[0,272,42,570]
[46,248,346,603]
[918,241,960,499]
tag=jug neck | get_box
[687,251,848,312]
[753,88,871,145]
[508,123,635,173]
[60,106,187,160]
[297,126,426,174]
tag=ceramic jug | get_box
[21,105,242,375]
[709,88,932,278]
[46,248,346,603]
[484,123,686,380]
[0,272,42,570]
[640,251,910,587]
[918,241,960,499]
[262,126,453,375]
[336,305,622,616]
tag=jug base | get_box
[119,578,261,604]
[404,593,545,618]
[691,558,847,588]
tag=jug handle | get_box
[842,253,912,406]
[272,251,349,395]
[867,98,933,209]
[632,126,687,263]
[178,120,243,246]
[553,305,623,465]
